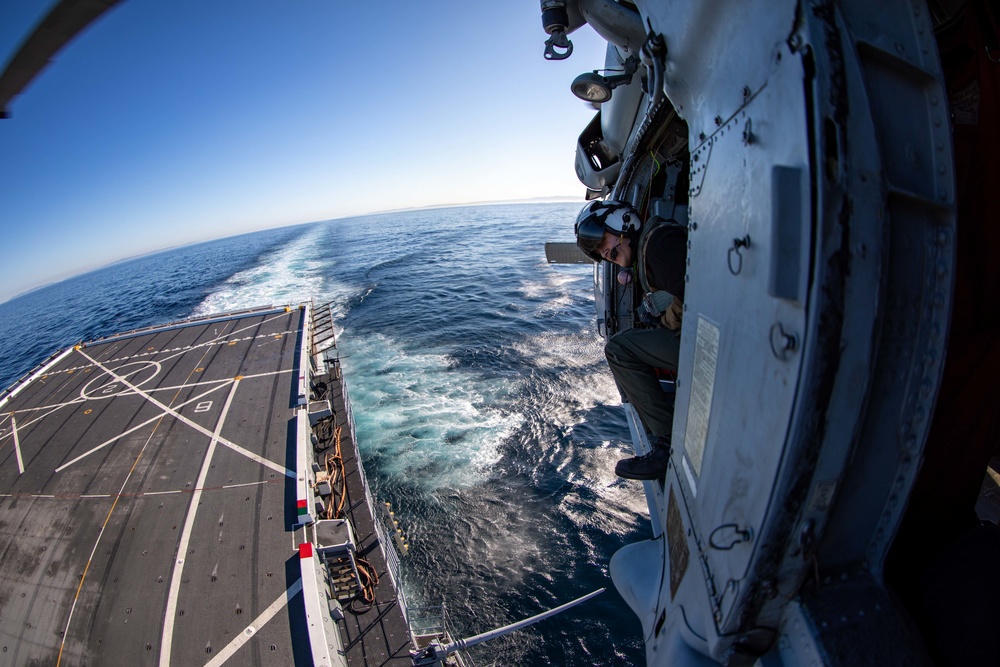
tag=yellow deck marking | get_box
[55,325,233,667]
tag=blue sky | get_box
[0,0,607,302]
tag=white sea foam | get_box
[510,330,622,421]
[516,264,590,316]
[505,328,651,538]
[193,225,330,316]
[340,332,522,489]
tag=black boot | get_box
[615,437,671,480]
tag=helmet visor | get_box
[575,213,607,262]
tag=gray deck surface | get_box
[0,306,412,667]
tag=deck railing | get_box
[408,605,479,667]
[309,298,414,640]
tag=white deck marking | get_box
[54,381,233,473]
[32,325,295,381]
[161,378,241,667]
[2,369,291,424]
[0,345,75,413]
[0,397,87,447]
[212,434,291,478]
[221,480,271,490]
[10,415,24,474]
[1,480,276,502]
[201,579,304,667]
[55,390,174,666]
[212,313,293,344]
[70,351,293,477]
[156,313,294,365]
[6,396,86,415]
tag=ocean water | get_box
[0,203,649,665]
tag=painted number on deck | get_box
[195,401,213,413]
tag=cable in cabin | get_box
[616,271,633,316]
[639,150,662,218]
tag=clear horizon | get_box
[0,0,607,302]
[1,197,587,304]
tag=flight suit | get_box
[605,215,687,441]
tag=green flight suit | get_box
[604,215,687,440]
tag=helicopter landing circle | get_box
[81,361,162,400]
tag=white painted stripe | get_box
[55,412,165,667]
[156,312,294,365]
[215,438,292,478]
[202,579,304,667]
[80,494,112,498]
[74,350,293,478]
[3,395,87,418]
[0,345,76,412]
[140,490,182,496]
[160,378,240,667]
[299,546,337,666]
[221,312,295,345]
[86,307,289,347]
[0,397,87,448]
[54,380,234,473]
[296,304,310,406]
[10,415,24,475]
[221,480,270,490]
[5,369,291,421]
[3,364,284,445]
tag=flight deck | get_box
[0,304,413,666]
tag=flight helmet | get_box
[574,200,641,262]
